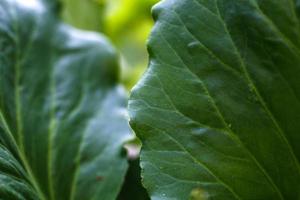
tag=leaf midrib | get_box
[8,2,46,199]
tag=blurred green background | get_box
[61,0,159,90]
[59,1,159,199]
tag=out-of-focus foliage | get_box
[0,0,133,199]
[61,0,105,32]
[105,0,159,89]
[60,0,159,89]
[59,1,157,199]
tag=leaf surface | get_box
[60,0,104,32]
[129,0,300,199]
[0,0,132,199]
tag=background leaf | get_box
[129,0,300,199]
[60,0,159,90]
[60,0,105,32]
[0,0,133,199]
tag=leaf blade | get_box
[0,0,133,199]
[129,0,300,199]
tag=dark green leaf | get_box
[117,158,150,200]
[129,0,300,199]
[0,0,132,199]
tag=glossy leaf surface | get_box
[0,0,132,199]
[129,0,300,199]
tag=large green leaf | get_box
[129,0,300,199]
[0,0,133,199]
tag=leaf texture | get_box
[129,0,300,199]
[0,0,132,199]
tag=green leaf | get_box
[0,0,132,199]
[60,0,105,32]
[129,0,300,199]
[117,158,150,200]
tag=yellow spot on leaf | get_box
[190,188,207,200]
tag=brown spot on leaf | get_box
[96,176,104,181]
